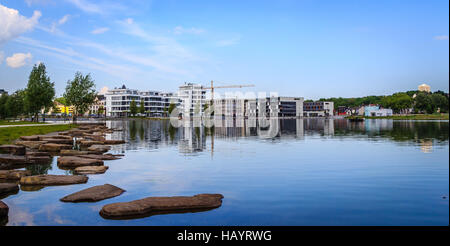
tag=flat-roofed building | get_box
[178,83,206,117]
[303,101,334,117]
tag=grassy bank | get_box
[0,124,77,145]
[0,120,47,126]
[347,114,449,120]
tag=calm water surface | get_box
[2,118,449,225]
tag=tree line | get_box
[0,63,97,122]
[315,90,449,114]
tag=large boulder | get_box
[87,145,111,153]
[77,154,119,160]
[103,140,126,145]
[0,170,31,180]
[74,166,109,174]
[20,175,88,186]
[39,143,73,152]
[57,156,104,168]
[0,145,26,155]
[60,184,125,202]
[0,183,19,198]
[100,194,224,219]
[14,141,47,149]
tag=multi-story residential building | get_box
[105,85,178,117]
[178,83,206,117]
[87,94,106,116]
[303,101,334,117]
[212,96,304,118]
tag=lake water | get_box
[2,118,449,226]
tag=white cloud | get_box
[125,18,134,25]
[434,35,449,41]
[0,4,41,44]
[91,27,109,34]
[66,0,129,15]
[216,37,241,47]
[173,26,205,35]
[6,52,33,68]
[58,14,70,25]
[66,0,102,14]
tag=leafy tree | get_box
[6,90,25,119]
[381,93,412,113]
[168,102,176,114]
[64,72,97,122]
[0,93,9,119]
[431,93,449,113]
[24,63,55,122]
[414,92,433,114]
[139,99,145,115]
[129,99,138,116]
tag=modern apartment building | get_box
[105,85,178,117]
[213,96,304,118]
[303,101,334,117]
[178,83,206,117]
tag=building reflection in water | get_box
[106,118,448,155]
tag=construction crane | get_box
[202,80,255,105]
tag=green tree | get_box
[64,72,97,122]
[24,63,55,122]
[6,90,25,119]
[168,102,176,114]
[431,93,449,113]
[98,105,105,116]
[129,99,138,116]
[414,92,433,114]
[0,93,9,119]
[139,99,145,115]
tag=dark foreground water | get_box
[2,118,449,225]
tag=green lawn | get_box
[0,124,77,145]
[0,120,47,126]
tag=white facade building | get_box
[105,85,178,117]
[178,83,206,118]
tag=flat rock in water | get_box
[0,145,26,155]
[60,184,125,202]
[74,166,109,174]
[39,143,73,152]
[79,140,104,147]
[14,141,47,149]
[103,140,126,145]
[57,156,104,168]
[87,145,111,153]
[20,174,88,186]
[100,194,224,219]
[27,155,52,164]
[77,154,119,160]
[19,135,42,141]
[40,138,73,145]
[59,149,90,156]
[0,201,8,219]
[0,154,30,165]
[0,183,19,195]
[26,151,51,157]
[0,170,31,180]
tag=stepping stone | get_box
[19,135,41,141]
[60,184,125,202]
[40,138,73,145]
[39,143,73,152]
[26,151,51,157]
[0,154,30,165]
[100,194,224,219]
[77,154,119,160]
[0,201,8,219]
[14,141,48,149]
[79,140,104,147]
[59,149,90,156]
[87,145,111,153]
[57,156,104,168]
[0,145,26,155]
[27,155,52,164]
[20,175,88,186]
[0,183,19,198]
[0,170,31,180]
[74,166,109,174]
[103,140,126,145]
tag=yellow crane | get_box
[202,80,255,105]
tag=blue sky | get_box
[0,0,448,99]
